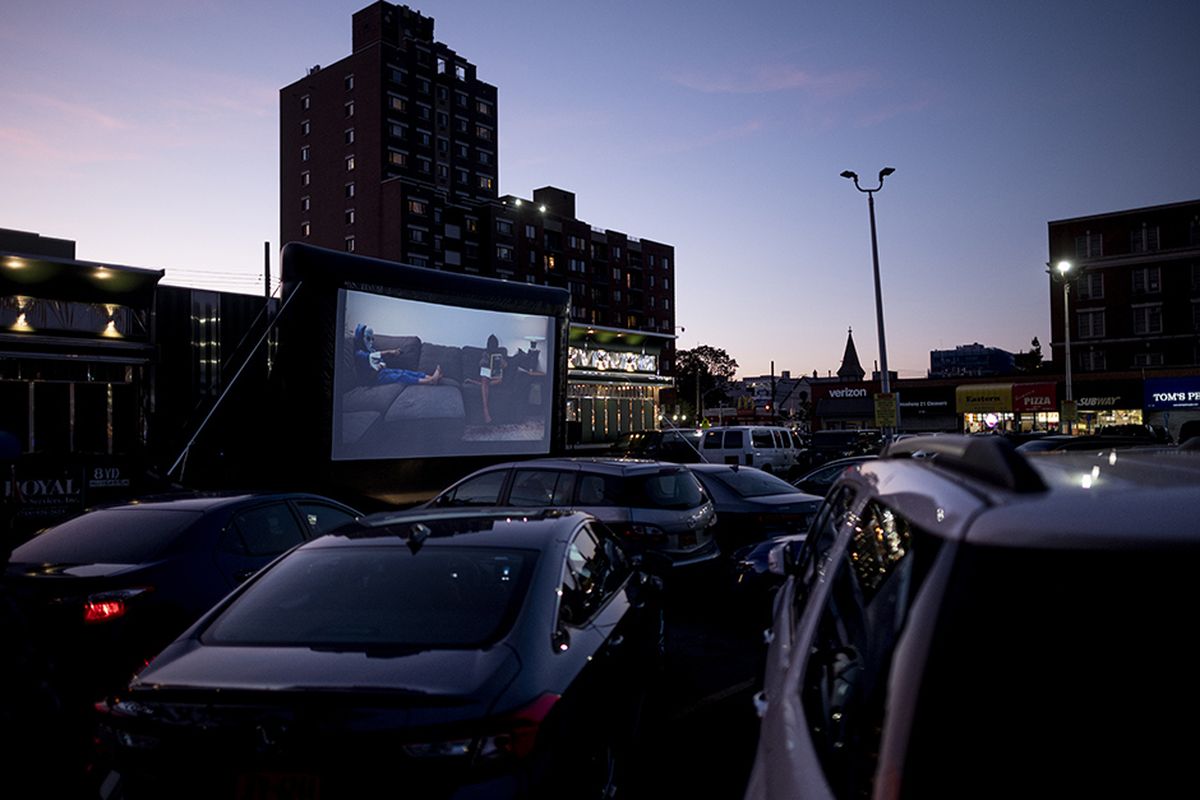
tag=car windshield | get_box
[626,469,706,510]
[203,545,537,649]
[705,468,799,498]
[11,508,204,564]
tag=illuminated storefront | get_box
[1073,380,1143,433]
[1144,376,1200,440]
[957,382,1060,433]
[566,324,674,444]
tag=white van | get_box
[699,425,799,473]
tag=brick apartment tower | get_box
[279,2,678,347]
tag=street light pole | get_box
[1049,260,1074,433]
[841,167,895,438]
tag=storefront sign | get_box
[874,393,898,427]
[956,384,1013,414]
[4,468,84,524]
[1013,382,1057,413]
[568,346,657,373]
[1144,377,1200,410]
[1074,380,1142,410]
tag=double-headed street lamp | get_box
[841,167,895,437]
[1048,259,1074,432]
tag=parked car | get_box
[99,508,664,799]
[746,435,1200,799]
[1014,433,1163,453]
[426,458,719,570]
[790,454,877,497]
[606,428,704,463]
[3,491,362,699]
[801,428,882,468]
[699,425,800,474]
[686,463,822,553]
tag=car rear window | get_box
[11,508,204,564]
[203,546,537,649]
[627,469,706,510]
[705,468,798,498]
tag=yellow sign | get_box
[956,383,1014,414]
[1061,399,1077,421]
[875,393,898,427]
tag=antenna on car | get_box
[408,522,431,554]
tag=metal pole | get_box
[1063,279,1073,433]
[867,192,891,398]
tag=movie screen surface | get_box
[333,289,555,460]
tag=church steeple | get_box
[837,327,866,381]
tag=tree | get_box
[671,345,739,420]
[1014,337,1044,374]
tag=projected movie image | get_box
[333,289,555,460]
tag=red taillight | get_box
[504,692,561,759]
[82,587,152,623]
[84,599,127,623]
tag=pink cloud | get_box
[651,118,766,155]
[13,91,131,131]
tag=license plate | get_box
[236,772,321,800]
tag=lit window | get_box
[345,236,355,253]
[345,182,355,198]
[389,94,406,112]
[301,145,310,162]
[476,99,492,116]
[345,209,355,225]
[409,199,428,215]
[478,175,494,190]
[301,171,310,187]
[301,222,310,237]
[436,57,446,75]
[497,245,513,261]
[455,64,466,80]
[475,125,492,141]
[346,155,355,171]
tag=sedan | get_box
[791,454,877,497]
[4,491,361,699]
[99,508,663,800]
[687,463,823,554]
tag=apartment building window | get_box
[478,150,492,165]
[436,57,446,74]
[611,267,621,280]
[410,227,427,244]
[301,145,310,162]
[345,236,355,253]
[497,245,513,261]
[475,125,493,141]
[417,130,431,146]
[545,255,556,271]
[1078,350,1106,371]
[524,224,537,239]
[300,120,310,135]
[389,66,406,85]
[466,218,479,234]
[301,222,310,237]
[476,99,492,116]
[445,250,461,266]
[1132,304,1163,335]
[389,122,406,140]
[437,137,449,154]
[613,290,623,304]
[344,128,355,145]
[437,111,448,128]
[1131,223,1160,253]
[1133,352,1164,367]
[568,235,585,250]
[1075,271,1103,300]
[455,64,467,80]
[345,74,354,91]
[301,170,310,187]
[444,223,461,239]
[663,277,670,290]
[613,246,622,260]
[437,86,448,102]
[648,254,657,267]
[663,257,670,270]
[300,196,310,212]
[1074,231,1102,259]
[663,298,671,310]
[389,94,407,112]
[345,101,355,118]
[648,275,655,288]
[496,220,513,236]
[478,175,494,190]
[648,316,656,328]
[388,149,407,167]
[1132,266,1161,294]
[418,157,432,174]
[418,104,431,120]
[345,182,355,198]
[345,209,355,225]
[301,94,310,111]
[456,168,469,184]
[1077,309,1105,339]
[410,255,429,268]
[409,199,428,215]
[418,78,430,94]
[436,164,449,181]
[346,155,356,171]
[455,91,468,108]
[649,296,656,308]
[456,143,469,159]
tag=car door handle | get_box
[752,690,769,718]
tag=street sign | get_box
[1061,399,1078,422]
[875,393,898,428]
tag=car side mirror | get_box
[767,538,805,577]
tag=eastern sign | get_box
[956,384,1013,414]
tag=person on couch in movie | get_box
[353,324,442,386]
[465,334,507,424]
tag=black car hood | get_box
[6,560,147,580]
[132,639,522,718]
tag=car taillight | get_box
[403,693,561,761]
[83,587,153,623]
[619,523,666,540]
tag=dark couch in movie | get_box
[336,332,540,456]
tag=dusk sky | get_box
[2,0,1197,379]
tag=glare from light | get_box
[1081,474,1093,489]
[1091,465,1100,480]
[5,257,26,269]
[539,205,547,213]
[514,198,523,206]
[13,312,30,331]
[1056,260,1072,275]
[936,507,945,523]
[1108,452,1117,466]
[95,267,113,280]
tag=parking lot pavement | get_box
[627,584,768,799]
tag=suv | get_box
[607,428,705,463]
[426,458,718,568]
[746,435,1200,799]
